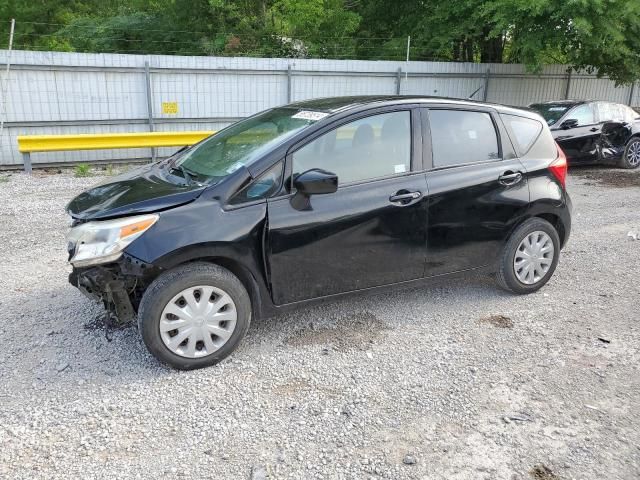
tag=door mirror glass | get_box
[560,118,579,129]
[293,168,338,195]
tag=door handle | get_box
[389,191,422,205]
[498,171,523,186]
[589,127,599,132]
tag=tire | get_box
[138,262,251,370]
[619,137,640,169]
[496,218,560,294]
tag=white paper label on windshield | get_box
[292,110,329,121]
[468,130,477,139]
[394,164,406,173]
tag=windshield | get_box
[171,108,327,184]
[529,104,571,126]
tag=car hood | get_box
[66,163,207,221]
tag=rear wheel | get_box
[138,262,251,370]
[619,137,640,169]
[496,218,560,294]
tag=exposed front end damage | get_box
[69,253,161,324]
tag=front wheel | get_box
[496,218,560,294]
[619,137,640,169]
[138,262,251,370]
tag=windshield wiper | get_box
[170,164,202,185]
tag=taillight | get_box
[549,144,568,188]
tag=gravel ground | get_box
[0,167,639,480]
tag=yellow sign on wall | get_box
[161,102,178,114]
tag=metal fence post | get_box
[564,68,572,100]
[396,68,402,95]
[22,152,32,173]
[144,60,156,162]
[628,82,636,106]
[0,18,15,150]
[482,68,490,101]
[287,65,292,103]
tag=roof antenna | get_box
[468,85,483,100]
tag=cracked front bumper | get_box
[68,253,160,323]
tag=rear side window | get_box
[624,106,639,123]
[501,114,543,154]
[429,110,500,167]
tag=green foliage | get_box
[0,174,10,183]
[1,0,639,83]
[74,163,91,177]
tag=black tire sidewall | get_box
[499,218,560,294]
[621,138,640,169]
[138,263,251,370]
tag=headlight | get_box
[66,214,158,268]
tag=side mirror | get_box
[560,118,579,129]
[293,169,338,195]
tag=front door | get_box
[266,109,428,305]
[552,102,599,164]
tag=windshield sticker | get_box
[549,107,568,111]
[394,164,406,173]
[292,110,329,121]
[468,130,478,139]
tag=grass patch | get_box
[74,163,92,177]
[0,175,10,183]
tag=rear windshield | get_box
[529,104,570,126]
[171,108,327,184]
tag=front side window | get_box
[292,111,411,185]
[567,103,595,126]
[172,108,326,185]
[429,110,500,167]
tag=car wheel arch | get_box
[533,213,566,246]
[505,212,566,250]
[153,249,272,320]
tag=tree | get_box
[1,0,639,83]
[356,0,640,84]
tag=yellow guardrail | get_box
[16,131,215,172]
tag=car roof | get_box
[285,95,541,118]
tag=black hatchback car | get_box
[66,96,572,369]
[529,100,640,168]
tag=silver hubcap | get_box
[160,286,237,358]
[514,231,555,285]
[628,141,640,166]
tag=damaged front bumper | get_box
[69,253,160,324]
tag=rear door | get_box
[597,102,634,162]
[552,102,599,163]
[422,106,530,276]
[266,107,428,305]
